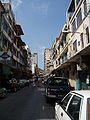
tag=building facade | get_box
[50,0,90,90]
[0,1,31,82]
[31,53,38,74]
[44,48,53,75]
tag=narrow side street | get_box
[0,85,55,120]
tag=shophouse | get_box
[44,48,53,75]
[51,0,90,90]
[0,2,29,83]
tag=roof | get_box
[71,90,90,98]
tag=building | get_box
[0,1,31,83]
[24,45,32,79]
[31,53,38,74]
[50,0,90,90]
[44,48,53,75]
[65,0,90,90]
[25,45,32,71]
[31,53,38,65]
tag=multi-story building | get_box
[31,53,38,74]
[32,53,38,65]
[44,48,53,75]
[0,1,31,82]
[66,0,90,90]
[23,45,32,79]
[51,0,90,90]
[26,46,32,71]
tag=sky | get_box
[3,0,70,69]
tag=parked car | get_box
[9,78,18,92]
[18,79,30,88]
[0,87,7,98]
[45,76,70,102]
[55,90,90,120]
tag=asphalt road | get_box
[0,85,55,120]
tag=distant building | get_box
[25,45,32,71]
[31,53,38,74]
[44,48,53,74]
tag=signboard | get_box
[0,51,11,61]
[0,52,10,59]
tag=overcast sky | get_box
[3,0,70,69]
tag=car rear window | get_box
[87,98,90,120]
[48,78,68,86]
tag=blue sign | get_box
[0,52,10,59]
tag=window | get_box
[48,77,68,86]
[77,9,82,28]
[72,19,76,32]
[61,93,72,110]
[3,19,8,33]
[84,0,87,17]
[86,27,89,43]
[67,95,81,120]
[8,29,12,38]
[80,33,84,48]
[78,41,80,46]
[3,38,7,48]
[73,40,77,53]
[76,0,80,6]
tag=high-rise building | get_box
[31,53,38,74]
[44,48,53,73]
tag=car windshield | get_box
[48,78,68,86]
[87,98,90,120]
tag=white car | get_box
[55,90,90,120]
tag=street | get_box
[0,85,55,120]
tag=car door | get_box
[66,95,82,120]
[55,93,72,120]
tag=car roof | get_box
[71,90,90,98]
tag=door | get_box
[67,95,82,120]
[55,93,72,120]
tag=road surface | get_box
[0,85,55,120]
